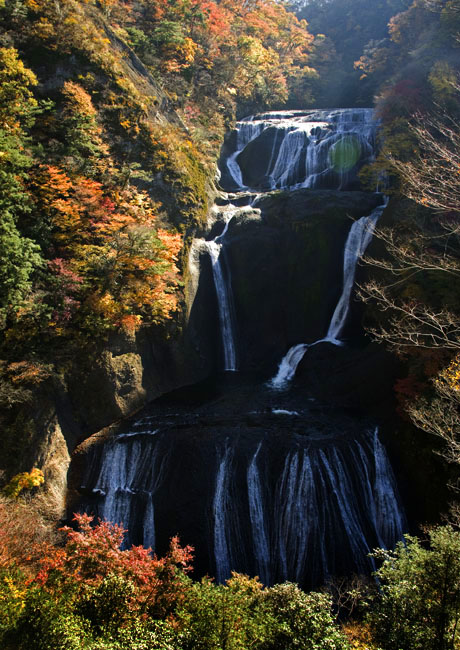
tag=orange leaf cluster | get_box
[33,513,193,618]
[28,164,182,332]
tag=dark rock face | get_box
[1,320,212,520]
[187,190,383,373]
[63,326,212,440]
[295,341,400,416]
[253,188,382,222]
[71,371,406,590]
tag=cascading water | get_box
[213,445,234,582]
[270,196,388,389]
[220,108,378,192]
[225,120,267,191]
[325,201,384,343]
[204,211,238,371]
[247,442,271,586]
[270,343,313,387]
[78,415,405,588]
[73,107,408,591]
[79,421,166,549]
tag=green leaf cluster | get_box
[368,525,460,650]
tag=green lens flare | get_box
[329,136,362,172]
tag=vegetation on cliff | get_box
[295,0,413,107]
[352,0,460,493]
[0,0,318,484]
[0,0,318,352]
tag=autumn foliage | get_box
[0,39,184,353]
[29,163,182,332]
[0,0,318,359]
[33,514,193,618]
[0,502,350,650]
[0,504,195,648]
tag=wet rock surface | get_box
[71,361,404,588]
[187,189,385,373]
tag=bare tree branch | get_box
[360,90,460,353]
[389,110,460,214]
[408,371,460,472]
[358,280,460,350]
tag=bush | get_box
[177,573,271,650]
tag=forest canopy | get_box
[0,0,319,358]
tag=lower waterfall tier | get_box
[71,372,406,589]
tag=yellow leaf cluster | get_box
[437,355,460,392]
[2,468,45,499]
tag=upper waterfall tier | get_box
[219,108,378,193]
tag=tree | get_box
[0,199,43,328]
[358,89,460,469]
[0,49,44,327]
[405,354,460,477]
[260,583,349,650]
[294,0,412,106]
[391,106,460,214]
[1,468,44,499]
[25,165,182,335]
[5,513,193,649]
[176,576,349,650]
[0,46,38,132]
[56,80,108,177]
[177,573,272,650]
[367,526,460,650]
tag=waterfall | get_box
[325,198,387,343]
[80,431,166,549]
[204,211,238,371]
[209,427,406,586]
[270,343,314,387]
[220,108,378,192]
[268,123,317,189]
[270,197,388,388]
[79,420,405,588]
[371,427,406,546]
[225,120,267,190]
[74,107,407,591]
[275,451,320,582]
[318,447,374,572]
[213,445,233,582]
[247,442,271,585]
[271,430,406,584]
[218,107,384,380]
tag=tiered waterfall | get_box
[73,108,407,589]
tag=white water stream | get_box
[270,197,388,388]
[204,210,238,371]
[247,442,271,585]
[213,445,233,582]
